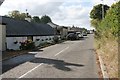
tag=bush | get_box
[20,40,35,50]
[53,36,59,43]
[38,42,54,48]
[98,1,119,39]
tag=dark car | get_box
[66,33,79,40]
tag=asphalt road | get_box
[2,34,99,79]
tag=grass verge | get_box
[95,37,118,78]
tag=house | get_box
[47,22,68,39]
[68,26,85,34]
[0,22,6,51]
[0,16,54,51]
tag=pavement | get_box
[1,34,99,79]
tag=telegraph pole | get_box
[101,0,117,19]
[101,0,104,19]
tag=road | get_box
[2,34,99,79]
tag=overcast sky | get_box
[0,0,117,29]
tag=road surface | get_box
[2,34,99,79]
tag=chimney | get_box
[25,9,31,22]
[25,13,31,22]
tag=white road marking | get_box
[54,46,69,56]
[28,52,41,54]
[17,46,69,79]
[17,63,43,79]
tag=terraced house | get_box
[0,16,54,51]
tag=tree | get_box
[90,4,110,20]
[72,25,75,28]
[90,19,101,28]
[40,15,52,24]
[99,1,120,38]
[81,28,87,32]
[7,10,31,20]
[20,13,27,20]
[8,10,21,19]
[90,4,110,38]
[32,16,41,23]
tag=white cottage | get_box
[0,16,54,51]
[0,23,6,51]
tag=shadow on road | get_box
[30,58,84,71]
[2,53,35,73]
[2,50,84,73]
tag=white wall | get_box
[0,24,6,51]
[33,36,54,47]
[62,28,68,37]
[6,37,27,50]
[6,36,54,50]
[60,28,68,39]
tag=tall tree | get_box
[20,13,27,20]
[90,4,109,38]
[99,1,120,37]
[40,15,52,24]
[90,4,110,20]
[32,16,41,23]
[8,10,21,19]
[7,10,31,20]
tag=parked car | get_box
[90,30,94,34]
[66,33,79,40]
[76,32,83,38]
[82,32,87,36]
[87,30,90,34]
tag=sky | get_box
[0,0,118,30]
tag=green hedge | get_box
[100,2,119,38]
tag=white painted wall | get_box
[0,24,6,51]
[6,37,27,50]
[61,28,68,38]
[33,36,54,47]
[59,28,68,39]
[6,36,54,50]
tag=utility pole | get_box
[101,0,117,19]
[101,0,104,19]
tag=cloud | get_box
[91,0,117,6]
[51,2,92,28]
[30,2,63,16]
[0,0,118,30]
[0,0,63,15]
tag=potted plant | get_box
[14,41,18,44]
[36,39,40,41]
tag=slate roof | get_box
[47,22,63,30]
[0,16,54,37]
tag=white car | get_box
[76,32,84,38]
